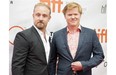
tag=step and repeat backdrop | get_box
[9,0,107,75]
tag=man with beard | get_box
[12,2,51,75]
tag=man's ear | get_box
[50,15,51,19]
[32,14,34,18]
[64,15,66,19]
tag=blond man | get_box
[49,2,104,75]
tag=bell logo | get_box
[101,4,107,14]
[10,0,13,4]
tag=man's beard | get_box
[36,21,45,29]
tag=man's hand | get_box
[71,61,83,72]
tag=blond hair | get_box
[33,2,51,14]
[63,2,82,15]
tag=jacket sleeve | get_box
[81,30,104,71]
[12,32,30,75]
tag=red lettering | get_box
[40,0,63,13]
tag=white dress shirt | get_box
[34,25,50,63]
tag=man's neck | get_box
[67,25,79,32]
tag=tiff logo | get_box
[40,0,63,13]
[101,4,107,14]
[95,29,107,43]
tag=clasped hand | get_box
[71,61,83,73]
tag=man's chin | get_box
[37,26,44,30]
[36,25,44,29]
[70,24,77,26]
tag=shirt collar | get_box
[33,25,50,36]
[67,25,81,33]
[78,25,81,31]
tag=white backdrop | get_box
[9,0,107,75]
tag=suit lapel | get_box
[31,26,47,63]
[74,26,86,60]
[48,37,52,63]
[62,27,74,60]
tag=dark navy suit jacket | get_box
[49,26,104,75]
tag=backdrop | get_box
[9,0,107,75]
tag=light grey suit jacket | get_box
[49,26,104,75]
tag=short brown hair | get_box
[33,2,51,14]
[63,2,82,15]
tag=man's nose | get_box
[71,15,75,18]
[39,15,43,20]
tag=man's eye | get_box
[74,14,78,16]
[68,14,72,16]
[36,14,40,16]
[43,14,47,17]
